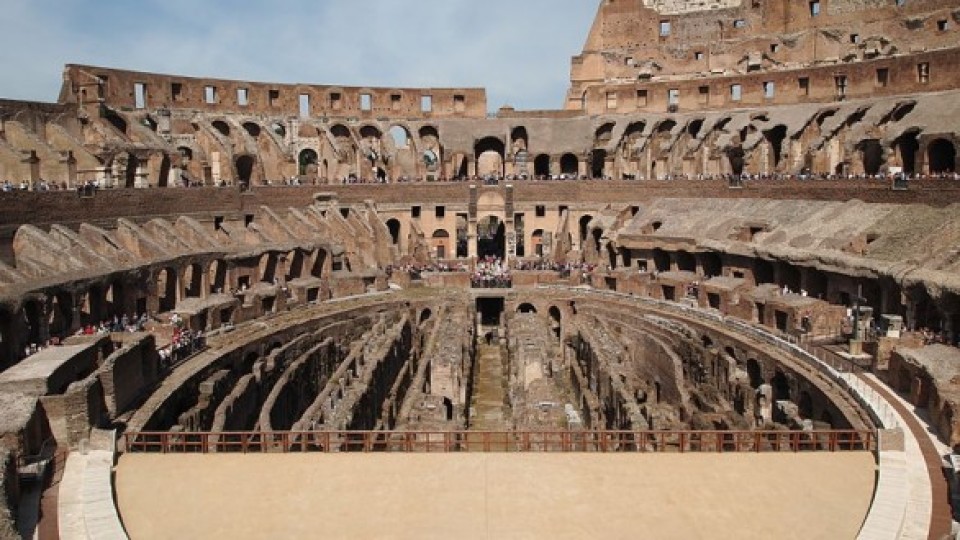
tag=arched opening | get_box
[893,131,919,174]
[211,120,231,137]
[475,137,505,178]
[779,263,801,292]
[754,259,775,284]
[591,149,607,178]
[259,253,278,283]
[549,306,562,341]
[208,260,227,295]
[242,122,261,138]
[517,303,537,314]
[286,251,306,280]
[772,370,791,401]
[476,216,505,259]
[676,251,696,272]
[104,109,128,134]
[726,147,745,176]
[560,153,579,176]
[431,229,450,260]
[928,138,956,173]
[746,359,763,389]
[578,215,594,247]
[420,309,432,324]
[389,126,410,148]
[184,263,204,298]
[652,248,671,272]
[48,293,73,338]
[157,267,178,313]
[386,219,401,245]
[298,149,319,176]
[531,230,545,257]
[591,229,603,255]
[700,252,722,277]
[236,155,255,186]
[859,139,883,175]
[595,123,614,144]
[311,249,327,279]
[23,301,43,346]
[607,243,618,270]
[762,125,787,169]
[534,154,550,177]
[158,154,171,188]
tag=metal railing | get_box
[123,429,875,454]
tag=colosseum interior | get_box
[1,0,960,538]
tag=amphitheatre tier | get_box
[1,0,960,537]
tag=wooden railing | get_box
[123,429,875,454]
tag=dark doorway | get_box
[534,154,550,177]
[893,132,919,174]
[476,297,505,326]
[236,155,255,186]
[477,216,505,259]
[928,138,956,173]
[859,139,883,175]
[386,219,401,245]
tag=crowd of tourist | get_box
[159,322,206,368]
[3,170,957,193]
[472,257,512,288]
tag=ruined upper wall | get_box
[60,65,488,120]
[568,0,960,111]
[643,0,743,15]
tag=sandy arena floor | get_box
[116,452,876,540]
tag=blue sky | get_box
[0,0,599,111]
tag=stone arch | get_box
[517,303,537,314]
[771,370,791,401]
[475,137,505,177]
[578,215,594,246]
[48,292,73,338]
[893,131,919,174]
[389,125,411,149]
[652,248,670,272]
[548,305,562,341]
[754,259,775,284]
[299,149,319,176]
[595,123,615,144]
[762,125,787,170]
[676,251,696,272]
[591,149,607,178]
[158,154,171,188]
[476,215,505,259]
[103,108,128,134]
[858,139,883,175]
[184,263,204,298]
[236,155,256,185]
[386,219,401,245]
[157,267,178,313]
[287,250,306,280]
[560,153,579,176]
[242,121,261,138]
[431,229,450,259]
[208,259,227,295]
[310,249,328,279]
[928,138,956,173]
[23,299,44,346]
[420,308,433,324]
[534,154,550,177]
[259,253,278,283]
[700,252,722,277]
[531,229,544,257]
[211,120,231,137]
[746,358,763,389]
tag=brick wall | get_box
[98,335,160,418]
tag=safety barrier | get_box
[123,429,875,454]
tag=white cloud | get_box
[0,0,598,110]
